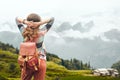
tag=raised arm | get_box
[45,17,54,31]
[40,17,54,32]
[15,17,25,33]
[32,17,54,29]
[16,17,54,32]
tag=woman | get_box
[16,13,54,80]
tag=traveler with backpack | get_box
[16,13,54,80]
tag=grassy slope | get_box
[0,50,20,78]
[0,50,120,80]
[61,70,120,80]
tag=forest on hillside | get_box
[0,41,92,79]
[0,41,120,80]
[0,41,91,70]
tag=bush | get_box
[0,75,8,80]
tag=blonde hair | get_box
[22,13,41,42]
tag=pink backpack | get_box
[18,42,39,71]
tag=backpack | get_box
[18,42,40,71]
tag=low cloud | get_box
[104,29,120,42]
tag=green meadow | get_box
[8,62,120,80]
[0,46,119,80]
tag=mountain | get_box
[104,29,120,41]
[72,21,94,33]
[83,20,94,31]
[45,28,120,68]
[0,31,23,48]
[55,22,72,32]
[0,21,120,68]
[72,22,83,31]
[56,21,94,33]
[111,60,120,73]
[0,37,119,80]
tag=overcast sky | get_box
[0,0,119,22]
[2,0,120,39]
[0,0,120,48]
[0,0,120,34]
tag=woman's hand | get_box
[33,18,51,26]
[16,17,24,23]
[26,18,51,28]
[16,17,52,28]
[25,21,34,27]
